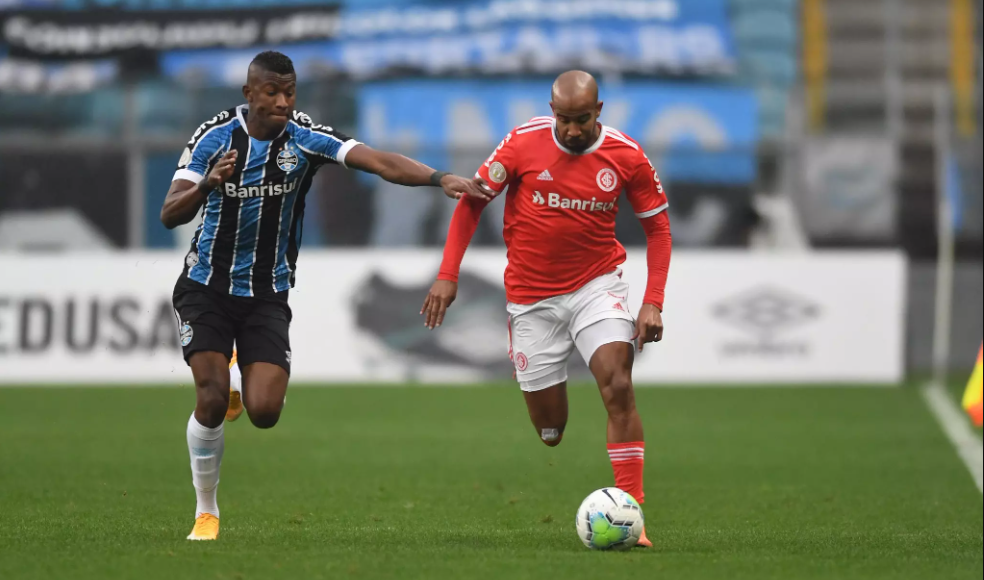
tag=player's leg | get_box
[577,326,651,547]
[522,381,569,446]
[186,350,231,540]
[189,351,232,428]
[235,294,292,429]
[570,271,651,547]
[173,279,236,540]
[584,337,642,444]
[241,363,289,429]
[507,299,574,446]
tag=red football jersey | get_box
[472,117,668,304]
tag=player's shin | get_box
[608,438,650,547]
[609,438,651,548]
[605,393,645,506]
[607,441,645,506]
[186,412,225,518]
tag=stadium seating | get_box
[728,0,799,139]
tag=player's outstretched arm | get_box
[420,176,492,329]
[161,150,238,229]
[343,144,493,202]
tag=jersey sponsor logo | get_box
[596,168,618,192]
[292,111,334,133]
[537,191,616,212]
[536,169,553,181]
[489,161,507,184]
[223,178,299,198]
[276,147,298,172]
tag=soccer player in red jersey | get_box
[421,71,671,547]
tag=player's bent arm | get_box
[161,179,209,230]
[162,148,237,229]
[631,211,671,349]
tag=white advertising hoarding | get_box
[0,250,906,385]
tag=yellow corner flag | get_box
[962,344,983,427]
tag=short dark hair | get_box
[250,51,295,76]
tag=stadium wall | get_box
[0,250,906,386]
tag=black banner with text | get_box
[1,7,341,59]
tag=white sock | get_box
[186,413,224,519]
[230,361,242,394]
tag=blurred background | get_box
[0,0,980,385]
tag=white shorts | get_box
[507,269,635,392]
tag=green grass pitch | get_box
[1,383,981,580]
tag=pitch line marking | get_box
[922,383,983,493]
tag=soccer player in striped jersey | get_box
[162,51,490,541]
[421,71,672,548]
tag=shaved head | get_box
[551,70,599,109]
[550,70,603,153]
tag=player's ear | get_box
[549,101,556,115]
[242,84,250,102]
[596,101,604,117]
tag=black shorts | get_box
[172,276,292,374]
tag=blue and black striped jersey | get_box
[173,105,360,297]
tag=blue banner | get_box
[159,0,735,81]
[356,79,758,184]
[143,79,756,249]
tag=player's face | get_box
[551,101,602,152]
[244,71,296,133]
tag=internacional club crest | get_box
[596,168,618,192]
[514,352,529,372]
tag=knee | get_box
[538,426,565,447]
[246,400,283,429]
[600,375,635,416]
[196,377,229,427]
[541,435,564,447]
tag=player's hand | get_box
[206,150,238,189]
[632,303,663,351]
[440,174,494,202]
[420,279,458,329]
[472,176,498,199]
